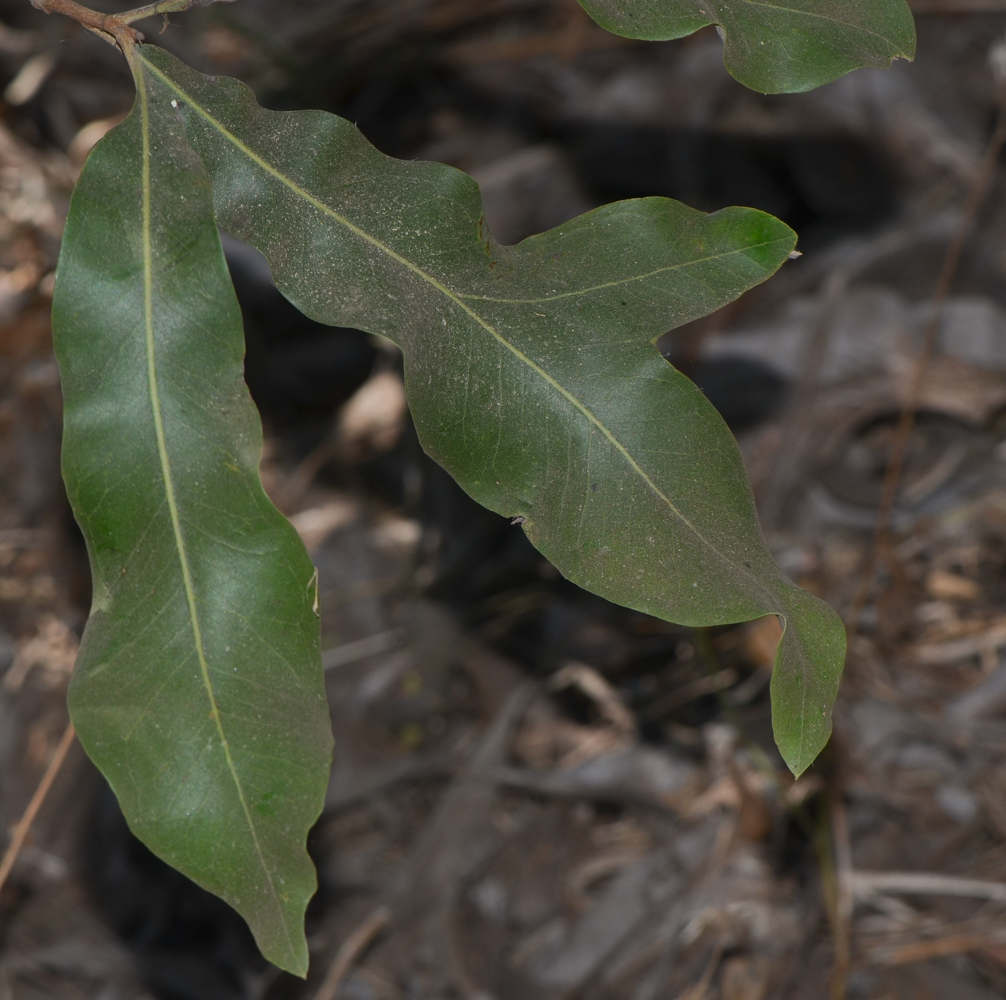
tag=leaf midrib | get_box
[143,50,781,608]
[717,0,909,51]
[457,248,791,303]
[135,62,293,957]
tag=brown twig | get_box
[313,906,391,1000]
[119,0,239,25]
[0,720,75,895]
[28,0,142,48]
[846,94,1006,635]
[28,0,237,48]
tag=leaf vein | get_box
[136,61,293,958]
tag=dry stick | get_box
[313,905,391,1000]
[0,720,75,895]
[845,100,1006,636]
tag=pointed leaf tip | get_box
[771,593,846,777]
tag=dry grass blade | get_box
[852,871,1006,902]
[868,930,1006,966]
[0,719,75,895]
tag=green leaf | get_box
[576,0,915,94]
[53,55,332,976]
[139,46,846,775]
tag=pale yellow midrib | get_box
[136,65,294,959]
[455,246,792,303]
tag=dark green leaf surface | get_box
[53,57,332,976]
[140,47,846,775]
[576,0,915,93]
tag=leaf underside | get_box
[53,59,332,976]
[576,0,916,93]
[138,46,846,777]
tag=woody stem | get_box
[28,0,142,48]
[119,1,231,25]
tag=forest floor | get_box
[4,1,1006,998]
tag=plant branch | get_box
[27,0,237,47]
[28,0,142,48]
[119,0,239,26]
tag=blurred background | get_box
[5,1,1006,998]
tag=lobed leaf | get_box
[576,0,916,93]
[53,53,332,976]
[139,46,846,776]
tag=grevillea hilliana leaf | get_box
[54,56,331,976]
[140,46,846,776]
